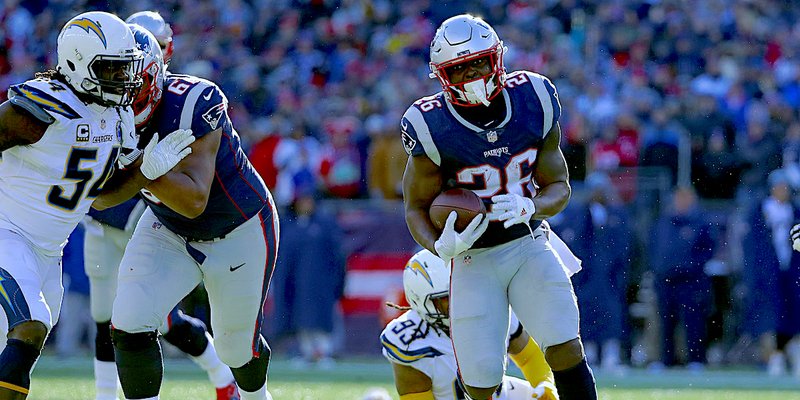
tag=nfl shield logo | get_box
[487,130,498,143]
[463,255,472,265]
[100,119,106,129]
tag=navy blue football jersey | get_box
[137,74,269,240]
[401,71,561,248]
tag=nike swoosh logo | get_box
[203,90,213,101]
[229,263,245,272]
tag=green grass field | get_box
[29,356,800,400]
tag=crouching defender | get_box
[382,250,559,400]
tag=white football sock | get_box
[190,333,235,388]
[94,359,119,400]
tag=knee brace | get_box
[0,339,41,395]
[111,329,163,399]
[230,336,271,392]
[552,357,597,400]
[112,329,158,351]
[162,310,209,357]
[95,321,115,362]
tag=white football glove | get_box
[434,211,489,260]
[140,129,195,180]
[531,380,559,400]
[491,193,536,229]
[792,223,800,252]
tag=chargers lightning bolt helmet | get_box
[128,24,165,127]
[126,11,174,65]
[429,14,507,107]
[403,249,450,331]
[56,11,144,107]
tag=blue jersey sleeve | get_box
[541,75,561,127]
[190,84,231,139]
[517,71,562,137]
[401,109,425,157]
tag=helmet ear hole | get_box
[67,60,76,71]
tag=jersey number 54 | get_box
[47,146,119,211]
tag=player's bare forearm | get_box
[403,155,443,253]
[93,162,150,210]
[406,208,440,254]
[145,171,209,218]
[532,123,571,219]
[144,130,220,218]
[532,181,571,219]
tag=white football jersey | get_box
[0,78,132,254]
[382,309,523,400]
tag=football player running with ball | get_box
[401,14,597,400]
[0,12,193,400]
[83,14,239,400]
[93,26,278,400]
[382,250,558,400]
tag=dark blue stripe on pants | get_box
[252,206,278,357]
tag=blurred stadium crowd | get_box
[5,0,800,375]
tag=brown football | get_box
[429,188,487,232]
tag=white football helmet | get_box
[126,11,174,64]
[403,249,450,331]
[56,11,144,107]
[128,24,165,127]
[429,14,507,107]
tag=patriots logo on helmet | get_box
[132,29,152,53]
[202,102,226,130]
